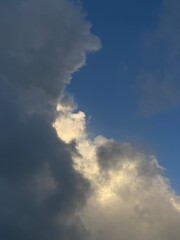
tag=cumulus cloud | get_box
[138,0,180,115]
[55,104,180,240]
[0,0,100,239]
[54,103,86,143]
[2,0,180,240]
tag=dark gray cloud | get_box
[96,139,161,180]
[0,0,100,97]
[97,140,134,170]
[0,75,90,240]
[0,0,100,239]
[138,0,180,115]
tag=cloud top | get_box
[0,0,101,97]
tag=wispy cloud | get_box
[138,0,180,115]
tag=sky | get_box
[1,0,180,240]
[69,0,180,192]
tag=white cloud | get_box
[54,104,86,143]
[55,104,180,240]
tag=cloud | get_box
[54,103,86,143]
[0,0,100,239]
[2,0,180,239]
[0,0,101,97]
[138,0,180,115]
[55,104,180,240]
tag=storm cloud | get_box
[0,0,100,97]
[1,0,180,240]
[0,0,100,239]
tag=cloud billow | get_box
[55,105,180,240]
[1,0,180,239]
[0,0,100,239]
[0,0,100,97]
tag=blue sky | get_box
[68,0,180,192]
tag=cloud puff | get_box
[54,103,86,143]
[55,104,180,240]
[0,0,101,97]
[0,0,100,239]
[138,0,180,115]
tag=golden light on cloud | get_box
[54,104,86,143]
[54,103,180,240]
